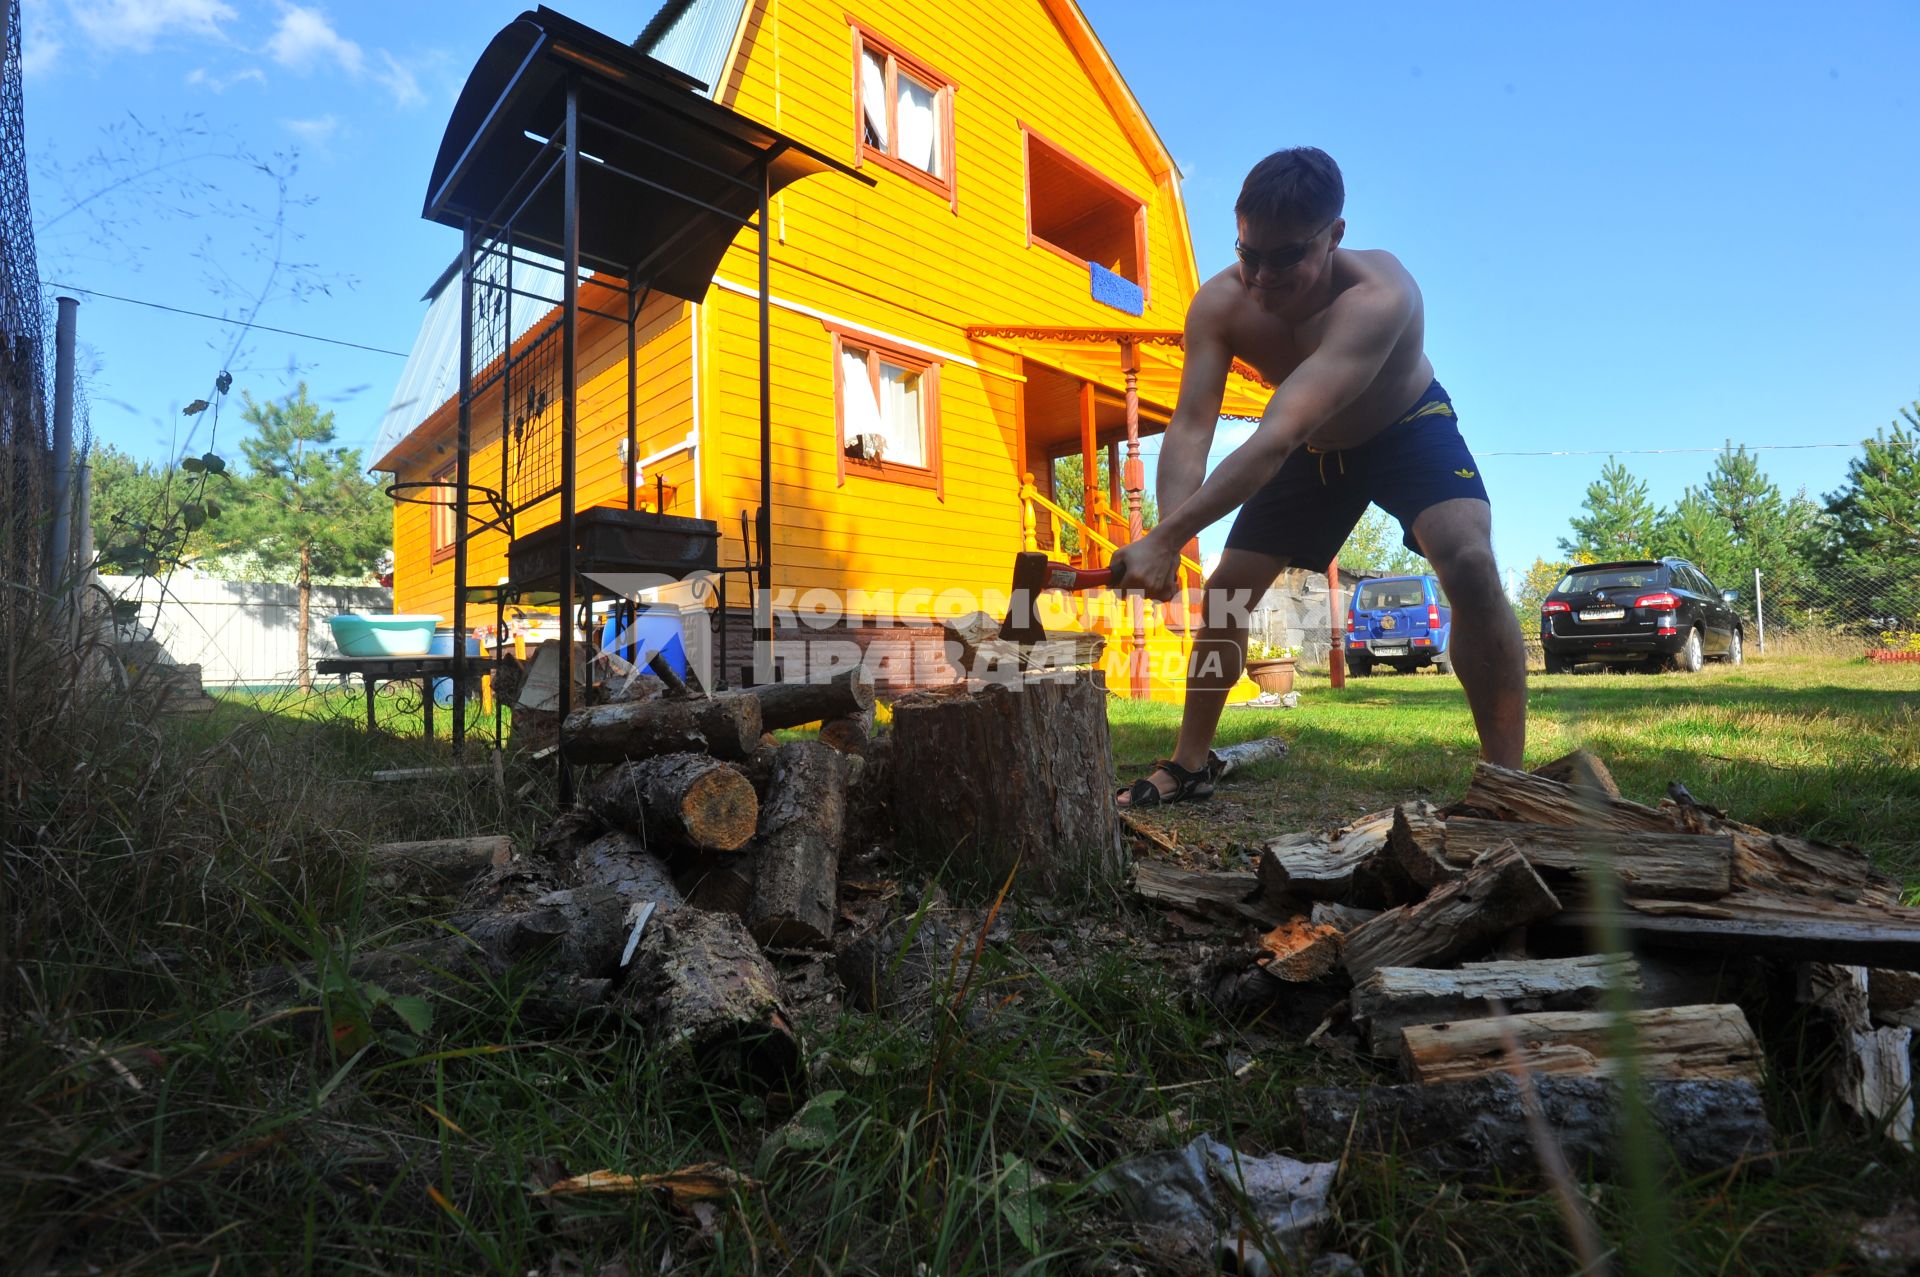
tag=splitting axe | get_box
[998,551,1112,644]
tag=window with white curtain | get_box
[853,27,952,196]
[838,336,938,486]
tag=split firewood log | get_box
[1543,891,1920,968]
[1342,844,1561,983]
[1350,953,1640,1055]
[747,740,849,947]
[1440,818,1733,902]
[1529,748,1622,798]
[748,665,875,731]
[1458,761,1672,833]
[579,753,759,853]
[561,691,763,764]
[1799,962,1915,1149]
[1396,1003,1764,1087]
[1296,1075,1775,1180]
[1133,861,1279,927]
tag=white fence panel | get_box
[98,575,396,687]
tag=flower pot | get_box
[1244,657,1297,696]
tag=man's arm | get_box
[1155,292,1233,520]
[1154,283,1413,549]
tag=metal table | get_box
[315,655,494,737]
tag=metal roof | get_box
[637,0,748,98]
[370,246,565,470]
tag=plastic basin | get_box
[327,614,442,657]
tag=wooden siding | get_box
[388,1,1212,627]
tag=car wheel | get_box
[1389,661,1418,674]
[1543,650,1572,675]
[1671,628,1704,674]
[1725,628,1743,666]
[1348,656,1373,678]
[1434,648,1455,676]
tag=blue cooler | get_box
[429,627,484,708]
[600,607,689,678]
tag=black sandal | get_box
[1117,758,1215,808]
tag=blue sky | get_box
[20,0,1920,579]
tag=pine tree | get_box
[226,385,390,689]
[1823,405,1920,633]
[1338,506,1425,576]
[1558,459,1657,561]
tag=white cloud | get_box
[281,113,341,148]
[20,5,63,75]
[371,49,423,109]
[185,65,267,92]
[68,0,236,54]
[264,5,421,107]
[265,4,362,76]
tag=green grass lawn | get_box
[1112,651,1920,881]
[6,652,1920,1274]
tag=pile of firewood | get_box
[1135,750,1920,1178]
[260,645,1136,1088]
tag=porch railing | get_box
[1017,473,1206,692]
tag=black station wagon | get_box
[1540,558,1743,674]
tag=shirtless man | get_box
[1109,147,1526,807]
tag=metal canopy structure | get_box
[423,6,867,797]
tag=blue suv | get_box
[1346,574,1454,676]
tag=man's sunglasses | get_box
[1233,220,1335,276]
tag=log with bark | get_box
[1351,953,1641,1054]
[1457,761,1674,833]
[747,741,849,947]
[1440,817,1733,902]
[1210,736,1290,779]
[1342,844,1562,983]
[1868,969,1920,1030]
[1397,1002,1765,1086]
[620,906,799,1083]
[562,692,763,764]
[677,853,755,918]
[1257,803,1439,906]
[818,715,870,755]
[1295,1075,1776,1179]
[579,753,759,852]
[890,674,1124,887]
[365,836,514,891]
[748,665,875,731]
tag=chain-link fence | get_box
[1,0,51,589]
[1737,567,1920,661]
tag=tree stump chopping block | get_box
[580,753,759,853]
[561,691,763,764]
[748,740,849,947]
[890,674,1123,888]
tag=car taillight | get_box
[1633,592,1679,610]
[1543,601,1571,615]
[1346,615,1354,635]
[1427,603,1440,628]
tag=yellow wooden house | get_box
[371,0,1272,698]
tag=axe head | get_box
[997,552,1112,644]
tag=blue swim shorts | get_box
[1222,379,1490,568]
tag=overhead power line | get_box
[37,280,410,358]
[1480,442,1861,458]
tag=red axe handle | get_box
[1041,563,1112,592]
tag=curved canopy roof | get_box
[424,6,862,300]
